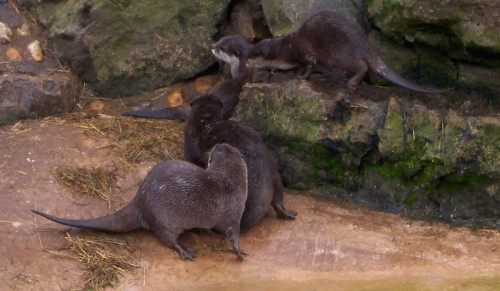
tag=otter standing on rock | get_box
[32,144,248,261]
[185,95,297,231]
[213,12,453,94]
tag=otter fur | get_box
[32,144,248,261]
[185,95,297,231]
[213,12,453,94]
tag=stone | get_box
[88,100,105,113]
[27,40,44,62]
[261,0,365,36]
[194,75,216,94]
[36,0,231,97]
[16,22,31,36]
[166,88,183,108]
[0,21,12,44]
[367,0,500,66]
[0,74,80,125]
[6,47,22,60]
[234,78,500,227]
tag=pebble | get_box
[27,40,44,62]
[194,75,217,93]
[17,23,31,36]
[6,47,22,60]
[88,100,105,112]
[0,21,12,44]
[166,88,184,108]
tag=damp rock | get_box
[0,22,12,44]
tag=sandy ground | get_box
[0,119,499,291]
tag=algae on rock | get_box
[36,0,231,97]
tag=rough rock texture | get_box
[0,2,80,125]
[235,79,499,227]
[0,74,79,125]
[261,0,364,37]
[35,0,231,97]
[366,0,500,65]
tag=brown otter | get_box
[213,12,453,94]
[32,143,248,261]
[185,94,297,231]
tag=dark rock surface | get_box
[0,2,79,125]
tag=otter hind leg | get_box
[346,60,369,91]
[226,224,245,261]
[154,226,197,261]
[272,202,298,220]
[271,175,297,220]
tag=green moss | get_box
[436,173,487,192]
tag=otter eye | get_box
[208,157,213,164]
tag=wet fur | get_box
[185,95,297,231]
[32,144,248,261]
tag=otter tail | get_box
[122,105,191,120]
[369,58,454,94]
[31,203,142,233]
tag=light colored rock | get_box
[0,22,13,44]
[194,75,216,93]
[166,88,183,108]
[6,47,22,60]
[16,23,31,36]
[27,40,44,62]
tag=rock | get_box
[194,75,216,94]
[366,0,500,66]
[0,74,80,125]
[27,40,44,62]
[457,64,500,93]
[261,0,365,36]
[166,88,183,108]
[6,47,22,60]
[223,0,268,39]
[0,21,12,44]
[235,79,500,227]
[88,100,105,113]
[16,22,31,36]
[36,0,231,97]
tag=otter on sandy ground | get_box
[185,94,297,231]
[212,12,453,94]
[32,143,248,261]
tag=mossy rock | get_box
[366,0,500,66]
[37,0,230,97]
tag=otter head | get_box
[208,143,247,191]
[189,95,224,124]
[212,35,253,78]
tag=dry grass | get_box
[61,233,140,290]
[63,111,184,166]
[52,166,117,208]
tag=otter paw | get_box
[176,245,197,261]
[277,209,297,220]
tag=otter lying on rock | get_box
[32,143,248,261]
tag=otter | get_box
[213,12,453,94]
[121,77,245,120]
[32,144,248,261]
[185,94,297,231]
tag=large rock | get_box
[235,79,500,227]
[0,74,79,125]
[35,0,231,97]
[261,0,364,36]
[366,0,500,66]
